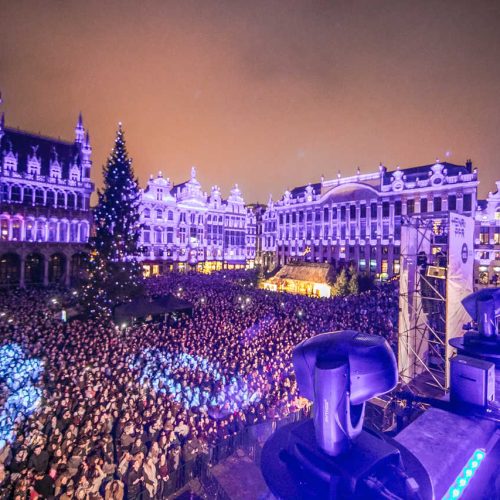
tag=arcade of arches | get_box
[0,246,88,287]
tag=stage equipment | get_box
[450,288,500,405]
[262,331,432,499]
[450,355,495,407]
[292,330,398,456]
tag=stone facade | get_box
[475,181,500,287]
[0,113,94,286]
[137,167,256,274]
[261,161,480,279]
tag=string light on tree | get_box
[81,124,143,319]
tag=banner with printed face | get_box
[446,212,475,383]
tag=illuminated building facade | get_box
[0,113,94,287]
[475,181,500,287]
[138,166,255,275]
[262,161,479,279]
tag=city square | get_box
[1,1,500,499]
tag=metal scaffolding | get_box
[398,216,448,393]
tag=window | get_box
[156,189,163,201]
[323,207,329,220]
[395,200,402,216]
[463,193,472,212]
[156,209,163,219]
[360,221,366,239]
[59,221,68,242]
[48,222,57,242]
[382,202,390,217]
[0,219,8,241]
[12,219,21,241]
[495,227,500,244]
[420,198,428,213]
[371,203,378,218]
[433,197,442,212]
[407,199,415,214]
[143,208,150,218]
[69,223,78,242]
[80,224,88,242]
[360,204,366,218]
[479,227,489,244]
[143,229,150,243]
[25,221,34,241]
[35,189,45,206]
[350,205,356,219]
[155,229,162,243]
[341,206,346,221]
[448,195,457,211]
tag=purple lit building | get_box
[138,166,256,274]
[0,114,94,286]
[261,162,480,279]
[475,181,500,287]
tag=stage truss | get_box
[398,216,448,393]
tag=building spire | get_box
[75,112,84,144]
[0,112,5,142]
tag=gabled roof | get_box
[383,162,470,185]
[289,182,322,198]
[1,127,81,179]
[270,262,335,284]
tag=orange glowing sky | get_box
[1,0,499,202]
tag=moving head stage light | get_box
[450,288,500,367]
[261,331,432,500]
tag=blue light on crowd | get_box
[132,349,260,415]
[442,449,486,500]
[0,344,44,444]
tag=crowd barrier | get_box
[165,407,311,498]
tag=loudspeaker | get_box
[450,355,495,407]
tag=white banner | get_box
[446,212,475,384]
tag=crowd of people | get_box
[0,271,398,498]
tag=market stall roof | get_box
[269,262,335,284]
[113,294,193,324]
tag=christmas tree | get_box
[348,263,360,295]
[82,124,143,318]
[331,268,349,297]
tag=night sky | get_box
[1,0,499,202]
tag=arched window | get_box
[0,219,9,241]
[35,220,46,241]
[23,186,33,205]
[70,222,79,242]
[59,221,68,242]
[11,219,21,241]
[143,208,151,219]
[35,189,45,205]
[55,191,64,208]
[11,185,21,203]
[76,193,83,210]
[156,209,163,219]
[48,221,57,242]
[67,192,76,209]
[168,210,174,221]
[80,223,88,242]
[46,190,55,207]
[25,220,34,241]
